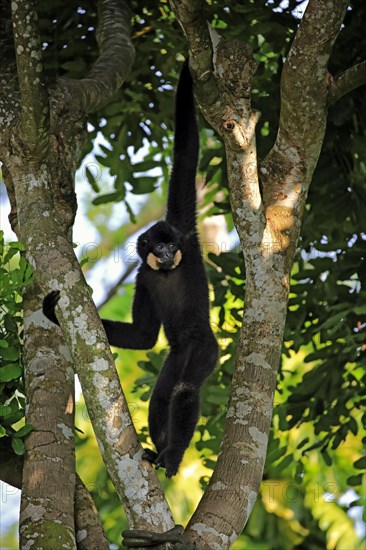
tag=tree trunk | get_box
[169,1,361,547]
[1,0,174,546]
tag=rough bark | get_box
[20,283,77,549]
[329,60,366,105]
[170,0,361,548]
[74,477,109,550]
[55,0,135,113]
[0,440,109,550]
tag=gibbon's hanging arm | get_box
[122,524,196,548]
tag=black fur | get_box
[42,61,218,477]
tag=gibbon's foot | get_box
[122,524,196,549]
[155,448,183,478]
[142,447,181,477]
[142,448,159,466]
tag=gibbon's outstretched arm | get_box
[166,60,199,235]
[101,279,161,349]
[43,278,161,350]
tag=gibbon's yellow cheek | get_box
[147,253,160,271]
[173,250,182,268]
[146,250,183,270]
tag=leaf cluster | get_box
[0,231,33,455]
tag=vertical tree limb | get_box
[20,287,77,549]
[4,0,175,540]
[0,440,109,550]
[170,1,356,548]
[11,0,49,153]
[274,0,349,175]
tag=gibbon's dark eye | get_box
[156,244,164,252]
[169,243,175,250]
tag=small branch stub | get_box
[223,120,235,131]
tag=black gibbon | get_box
[43,60,218,477]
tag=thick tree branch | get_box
[11,0,49,153]
[5,0,173,537]
[74,477,109,550]
[169,0,211,74]
[0,440,109,550]
[169,0,220,116]
[171,3,358,549]
[329,60,366,105]
[57,0,135,113]
[0,0,19,136]
[169,0,262,234]
[6,159,174,533]
[275,0,349,174]
[20,285,77,549]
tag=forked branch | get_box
[329,60,366,104]
[58,0,135,113]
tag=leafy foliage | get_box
[0,231,33,455]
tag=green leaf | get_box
[297,437,310,450]
[95,154,112,168]
[266,444,287,464]
[0,346,19,361]
[15,424,33,438]
[8,241,25,251]
[3,248,19,264]
[347,474,363,486]
[125,200,136,224]
[0,425,7,437]
[11,437,25,456]
[92,192,122,205]
[354,456,366,470]
[0,404,12,418]
[0,363,22,382]
[321,449,332,466]
[133,159,160,172]
[272,454,294,473]
[348,417,358,436]
[84,165,100,193]
[130,176,157,195]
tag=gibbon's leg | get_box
[158,382,200,478]
[158,332,218,477]
[147,350,185,463]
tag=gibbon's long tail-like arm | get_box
[166,60,199,235]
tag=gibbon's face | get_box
[137,221,183,271]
